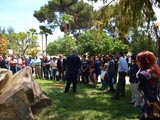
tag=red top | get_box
[21,60,26,68]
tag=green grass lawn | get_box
[34,79,140,120]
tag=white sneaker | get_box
[129,100,135,104]
[134,103,141,107]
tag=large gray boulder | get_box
[0,67,52,120]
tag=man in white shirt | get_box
[35,56,42,79]
[111,52,128,100]
[16,55,22,72]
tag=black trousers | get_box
[64,72,78,93]
[81,71,89,84]
[115,72,127,97]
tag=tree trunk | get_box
[45,34,48,56]
[64,23,68,34]
[154,26,160,57]
[41,34,44,55]
[157,37,160,57]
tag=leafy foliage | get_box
[46,40,60,56]
[77,29,129,55]
[46,35,76,56]
[94,0,158,45]
[0,33,8,55]
[34,0,94,36]
[130,31,156,55]
[27,48,39,57]
[68,0,94,34]
[59,13,74,34]
[46,29,129,56]
[7,31,38,55]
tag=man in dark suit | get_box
[64,50,81,93]
[0,56,8,69]
[57,55,66,80]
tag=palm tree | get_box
[59,13,74,34]
[39,30,45,55]
[39,25,52,55]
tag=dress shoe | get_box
[106,90,115,93]
[120,94,125,97]
[111,96,119,100]
[63,91,68,93]
[133,103,141,107]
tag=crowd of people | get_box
[0,54,66,80]
[0,50,160,119]
[0,53,118,84]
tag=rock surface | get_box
[0,67,52,120]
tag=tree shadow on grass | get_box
[35,81,140,120]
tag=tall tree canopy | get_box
[91,0,160,55]
[46,35,77,56]
[93,0,158,43]
[77,29,129,55]
[33,0,94,36]
[34,0,160,55]
[8,31,38,55]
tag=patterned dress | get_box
[137,69,160,119]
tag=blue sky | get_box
[0,0,64,47]
[0,0,160,45]
[0,0,49,32]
